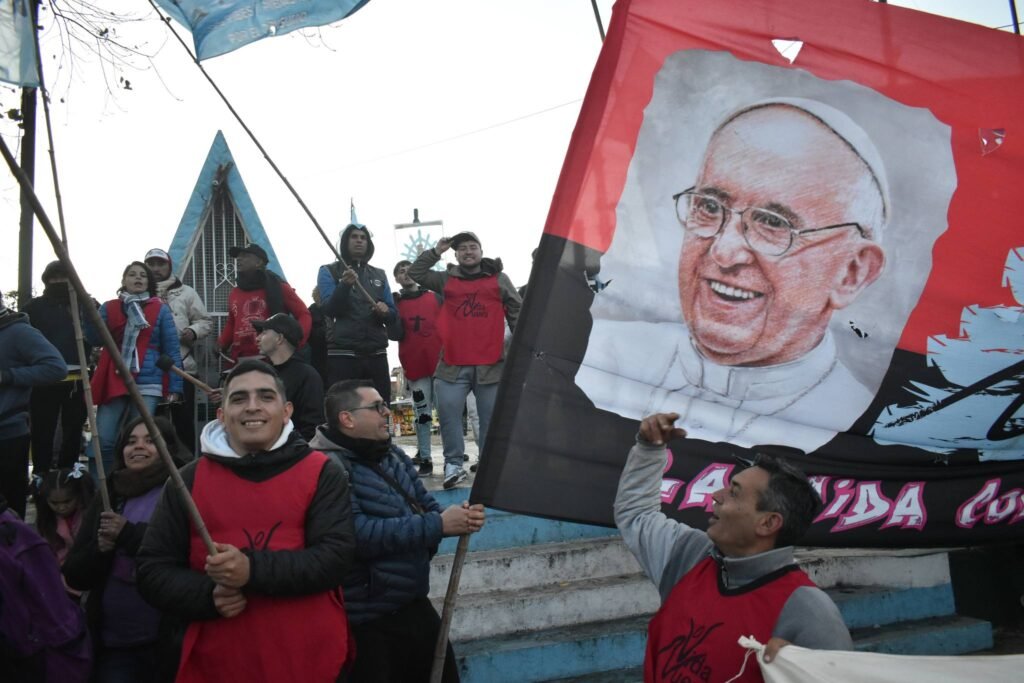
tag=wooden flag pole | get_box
[0,137,217,556]
[430,534,471,683]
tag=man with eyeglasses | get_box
[310,379,485,682]
[577,101,887,451]
[617,412,851,682]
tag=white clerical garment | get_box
[575,319,874,452]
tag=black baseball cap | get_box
[252,313,302,348]
[229,243,269,263]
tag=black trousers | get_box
[29,380,87,473]
[327,355,391,403]
[0,434,31,518]
[349,597,459,683]
[167,381,197,456]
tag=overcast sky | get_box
[1,0,1017,306]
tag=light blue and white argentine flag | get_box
[0,0,38,87]
[154,0,371,61]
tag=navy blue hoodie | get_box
[0,309,67,439]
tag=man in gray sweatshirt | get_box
[615,412,851,682]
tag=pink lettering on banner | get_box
[881,483,927,530]
[816,479,856,523]
[661,449,684,504]
[808,476,830,509]
[832,481,893,532]
[679,463,733,512]
[957,479,1001,528]
[985,489,1022,524]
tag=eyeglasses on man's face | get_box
[349,400,390,416]
[673,188,865,257]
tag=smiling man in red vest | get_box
[408,232,522,489]
[137,360,355,683]
[616,412,851,683]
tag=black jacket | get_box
[136,429,355,623]
[320,224,398,355]
[274,355,325,441]
[23,285,94,365]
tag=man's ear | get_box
[217,406,225,423]
[337,411,354,430]
[756,511,784,539]
[283,401,294,422]
[829,242,885,310]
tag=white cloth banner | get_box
[737,637,1022,683]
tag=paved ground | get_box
[393,433,479,492]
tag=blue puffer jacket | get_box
[86,298,183,396]
[307,427,444,625]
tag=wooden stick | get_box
[430,534,470,683]
[65,288,110,511]
[157,354,216,394]
[0,136,217,556]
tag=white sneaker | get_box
[443,465,467,490]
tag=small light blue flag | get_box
[0,0,39,87]
[154,0,371,61]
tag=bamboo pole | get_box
[30,10,111,510]
[0,137,217,556]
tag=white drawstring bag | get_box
[733,636,1022,683]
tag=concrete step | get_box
[430,536,642,596]
[797,547,951,589]
[439,573,660,641]
[436,508,618,555]
[542,667,643,682]
[852,614,994,655]
[829,583,956,630]
[456,615,649,683]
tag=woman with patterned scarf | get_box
[86,262,183,480]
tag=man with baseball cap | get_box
[409,231,521,488]
[144,247,213,450]
[254,313,324,440]
[218,243,311,365]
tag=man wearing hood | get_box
[0,300,67,519]
[318,223,398,402]
[218,243,311,364]
[23,260,93,473]
[309,379,485,682]
[409,232,521,489]
[137,360,355,682]
[145,248,213,450]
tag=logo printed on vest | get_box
[457,292,488,318]
[409,314,428,335]
[657,617,721,682]
[242,521,282,551]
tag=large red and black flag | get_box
[473,0,1024,546]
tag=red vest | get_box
[645,557,815,683]
[396,292,443,381]
[90,298,162,406]
[439,275,504,366]
[177,453,351,683]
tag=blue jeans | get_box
[434,367,498,469]
[89,395,160,479]
[408,376,435,459]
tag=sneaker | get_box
[443,465,467,490]
[417,458,434,476]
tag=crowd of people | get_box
[0,226,851,682]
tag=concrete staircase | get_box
[426,485,993,682]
